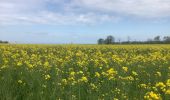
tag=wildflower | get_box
[18,80,23,84]
[68,77,75,81]
[165,89,170,94]
[156,82,166,90]
[61,79,67,85]
[45,74,51,80]
[166,79,170,86]
[28,64,33,69]
[44,62,49,67]
[122,67,128,72]
[107,68,117,76]
[139,84,147,89]
[132,71,138,76]
[70,71,75,76]
[78,71,83,74]
[156,72,161,77]
[106,68,117,80]
[17,62,22,66]
[90,83,97,90]
[144,91,161,100]
[80,76,88,83]
[95,72,100,78]
[127,76,134,81]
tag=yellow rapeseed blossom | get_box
[18,80,23,84]
[166,79,170,86]
[95,72,100,78]
[90,83,97,90]
[80,76,88,83]
[17,62,22,66]
[156,72,161,77]
[61,79,67,85]
[44,62,50,67]
[155,82,166,90]
[139,84,147,89]
[45,74,51,80]
[165,89,170,94]
[106,68,117,80]
[70,71,76,76]
[132,71,138,76]
[144,91,162,100]
[122,67,128,72]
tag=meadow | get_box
[0,44,170,100]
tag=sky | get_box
[0,0,170,44]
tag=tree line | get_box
[98,35,170,44]
[0,40,9,44]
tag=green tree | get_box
[163,36,170,43]
[154,36,161,42]
[97,38,105,44]
[105,35,115,44]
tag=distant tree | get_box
[163,36,170,42]
[0,40,8,44]
[154,36,161,41]
[105,35,115,44]
[98,38,105,44]
[97,35,170,45]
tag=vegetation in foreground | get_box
[0,44,170,100]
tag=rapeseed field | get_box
[0,44,170,100]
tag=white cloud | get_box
[0,0,170,25]
[73,0,170,18]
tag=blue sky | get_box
[0,0,170,44]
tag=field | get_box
[0,44,170,100]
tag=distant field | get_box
[0,44,170,100]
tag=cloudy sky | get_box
[0,0,170,44]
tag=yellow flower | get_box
[28,64,33,69]
[165,89,170,94]
[166,79,170,86]
[78,71,83,74]
[122,67,128,72]
[107,68,117,75]
[106,68,117,80]
[139,84,147,89]
[17,62,22,66]
[80,76,88,83]
[90,83,97,90]
[95,72,100,78]
[70,71,76,76]
[61,79,67,85]
[127,76,134,81]
[155,82,166,90]
[144,91,162,100]
[45,74,51,80]
[18,80,23,84]
[156,72,161,77]
[132,71,138,76]
[44,62,50,67]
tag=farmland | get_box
[0,44,170,100]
